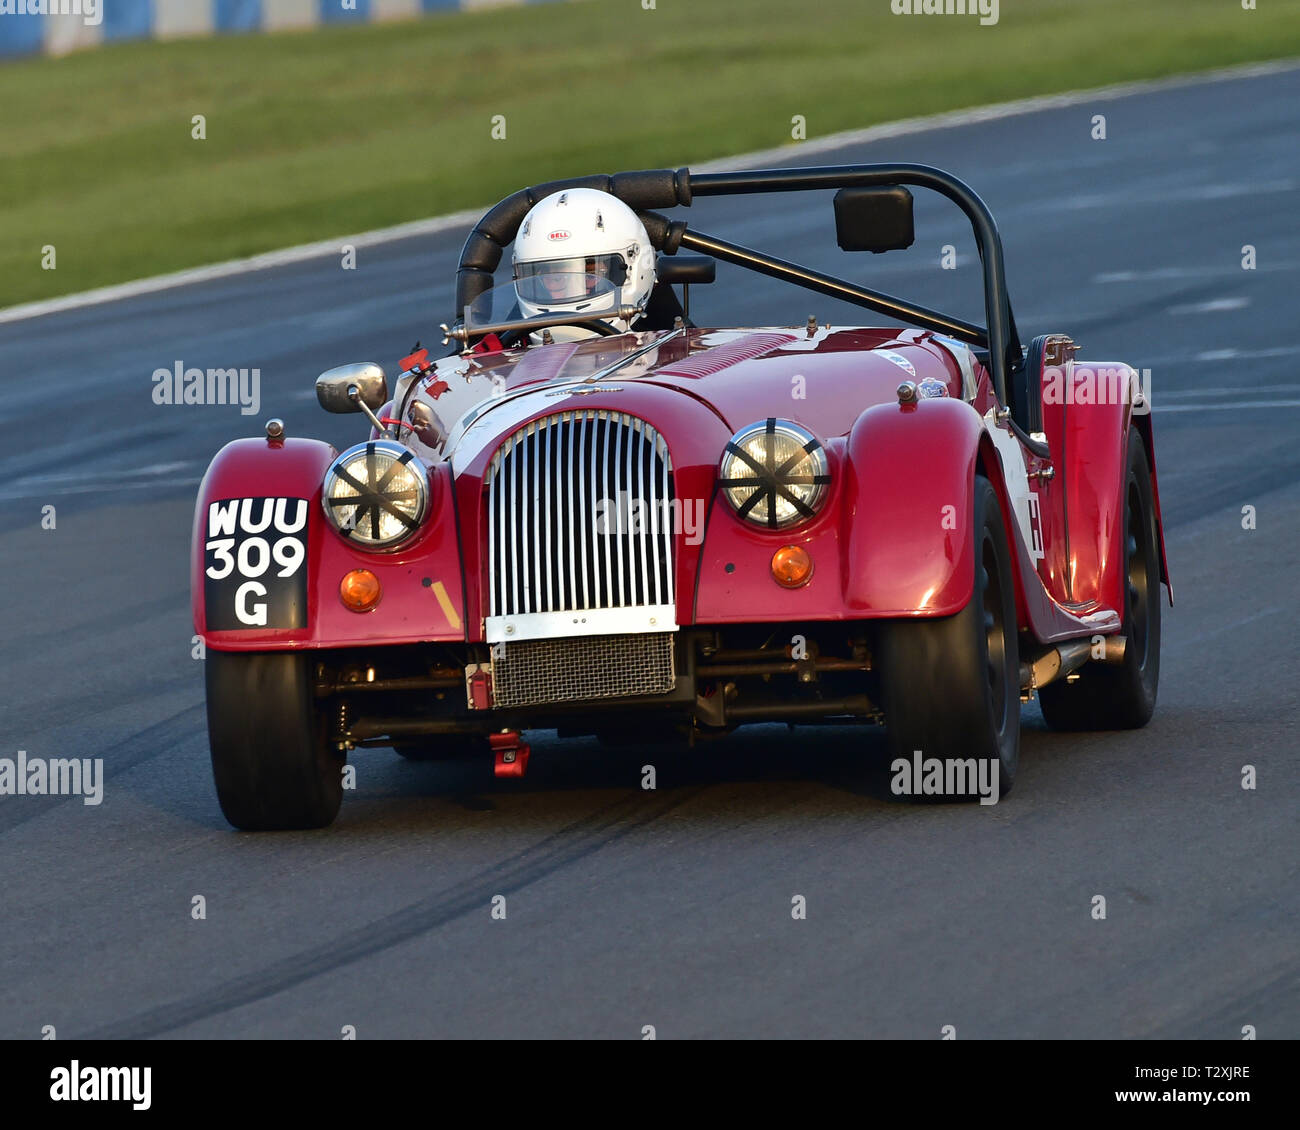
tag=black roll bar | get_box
[454,163,1022,405]
[674,228,987,347]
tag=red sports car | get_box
[192,163,1170,829]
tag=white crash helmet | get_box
[512,187,656,339]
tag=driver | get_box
[511,188,683,341]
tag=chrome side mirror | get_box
[316,363,388,414]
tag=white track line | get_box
[692,59,1300,171]
[0,211,483,328]
[1156,399,1300,413]
[1,56,1297,328]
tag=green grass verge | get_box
[2,0,1298,307]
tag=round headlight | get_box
[719,419,830,529]
[323,440,429,549]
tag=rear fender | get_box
[1063,361,1172,610]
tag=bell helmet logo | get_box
[547,229,571,242]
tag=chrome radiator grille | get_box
[491,632,676,709]
[486,410,675,641]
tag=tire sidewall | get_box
[1121,432,1161,714]
[206,650,343,830]
[973,475,1021,793]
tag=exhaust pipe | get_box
[1099,635,1127,665]
[1020,635,1127,691]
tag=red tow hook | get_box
[490,730,530,779]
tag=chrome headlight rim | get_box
[322,439,429,550]
[718,418,831,530]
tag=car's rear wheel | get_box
[1039,432,1161,730]
[873,474,1020,799]
[206,650,344,830]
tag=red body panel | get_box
[194,437,468,650]
[1063,362,1131,614]
[694,398,982,622]
[192,327,1166,653]
[1036,391,1073,605]
[643,328,961,434]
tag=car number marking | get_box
[204,497,308,630]
[982,412,1045,564]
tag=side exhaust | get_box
[1021,635,1126,692]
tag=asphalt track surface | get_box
[0,66,1297,1040]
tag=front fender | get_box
[691,398,986,622]
[841,398,983,616]
[192,435,467,650]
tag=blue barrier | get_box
[103,1,155,42]
[0,0,556,58]
[0,9,44,58]
[320,0,370,25]
[215,1,262,33]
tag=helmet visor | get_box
[514,255,629,306]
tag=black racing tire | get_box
[874,474,1021,799]
[393,734,486,761]
[206,651,343,830]
[1039,432,1161,731]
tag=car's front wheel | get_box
[206,651,344,830]
[873,474,1021,799]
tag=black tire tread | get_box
[874,474,1021,798]
[206,651,343,830]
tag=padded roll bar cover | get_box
[454,174,608,310]
[1013,335,1052,435]
[611,167,693,210]
[638,212,688,255]
[459,229,504,273]
[455,267,495,316]
[454,169,693,310]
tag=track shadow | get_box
[355,721,902,813]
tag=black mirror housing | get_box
[657,254,716,285]
[833,186,915,253]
